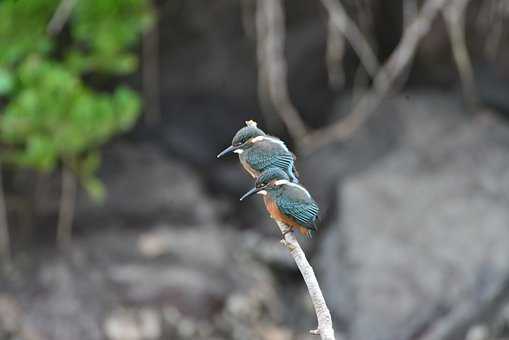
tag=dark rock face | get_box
[2,226,288,340]
[320,93,509,340]
[77,143,219,226]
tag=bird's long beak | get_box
[239,187,261,201]
[217,145,237,158]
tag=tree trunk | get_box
[57,167,76,249]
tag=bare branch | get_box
[443,0,478,108]
[256,0,308,140]
[403,0,419,29]
[241,0,256,38]
[57,167,76,249]
[476,0,507,60]
[0,165,11,267]
[47,0,76,35]
[320,0,379,78]
[256,3,282,132]
[326,19,346,90]
[276,221,335,340]
[302,0,451,151]
[142,2,161,125]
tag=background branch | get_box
[47,0,76,35]
[256,0,308,140]
[443,0,478,108]
[0,165,11,267]
[302,0,451,151]
[275,220,335,340]
[320,0,379,78]
[56,167,77,249]
[326,18,346,90]
[142,1,161,125]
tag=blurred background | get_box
[1,0,509,339]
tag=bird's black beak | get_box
[239,186,262,201]
[217,145,237,158]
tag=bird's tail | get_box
[299,226,314,238]
[290,163,300,183]
[300,218,319,238]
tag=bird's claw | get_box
[282,228,293,237]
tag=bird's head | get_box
[217,120,266,158]
[240,168,289,201]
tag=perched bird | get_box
[217,120,299,183]
[240,168,319,237]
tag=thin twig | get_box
[47,0,76,35]
[399,0,419,85]
[256,0,308,140]
[443,0,478,108]
[142,1,161,125]
[326,18,346,90]
[0,165,11,266]
[276,221,335,340]
[302,0,451,152]
[57,167,77,249]
[241,0,256,38]
[256,0,283,132]
[320,0,379,78]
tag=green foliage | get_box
[0,0,152,201]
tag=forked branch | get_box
[302,0,451,151]
[256,0,308,140]
[320,0,379,78]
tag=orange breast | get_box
[263,196,310,236]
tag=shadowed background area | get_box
[1,1,509,340]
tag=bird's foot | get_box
[280,229,296,251]
[280,229,292,243]
[282,227,293,237]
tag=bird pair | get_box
[217,121,319,237]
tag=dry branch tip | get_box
[246,120,258,127]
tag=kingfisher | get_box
[217,120,299,183]
[239,168,319,237]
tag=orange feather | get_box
[263,196,310,236]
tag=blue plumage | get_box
[217,122,299,183]
[276,193,319,231]
[242,138,299,183]
[240,168,319,235]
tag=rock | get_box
[77,143,217,226]
[105,308,162,340]
[137,226,229,267]
[1,224,283,340]
[0,294,22,335]
[299,92,402,218]
[259,325,293,340]
[319,92,509,340]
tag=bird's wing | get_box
[247,141,295,173]
[277,187,319,230]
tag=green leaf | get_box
[83,176,105,203]
[80,152,101,177]
[0,67,13,95]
